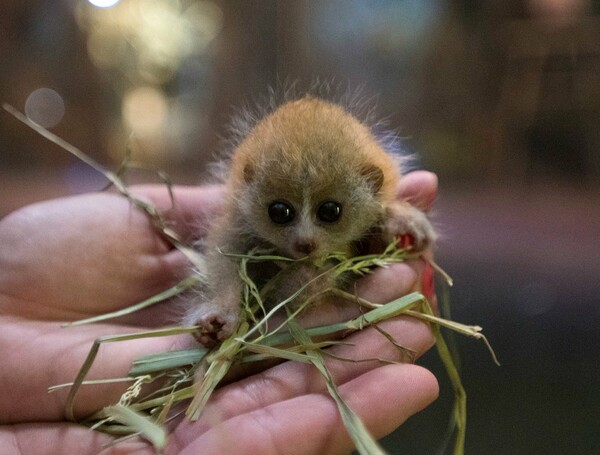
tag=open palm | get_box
[0,172,439,455]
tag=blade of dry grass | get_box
[129,348,207,376]
[286,316,388,455]
[102,404,167,450]
[64,276,201,327]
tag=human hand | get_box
[0,171,439,454]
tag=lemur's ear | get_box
[243,162,255,183]
[360,164,384,193]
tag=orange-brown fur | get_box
[184,96,435,346]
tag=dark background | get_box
[1,1,598,453]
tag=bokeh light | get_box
[88,0,121,8]
[122,86,168,138]
[24,88,65,128]
[78,0,223,84]
[74,0,223,163]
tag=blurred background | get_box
[1,0,598,453]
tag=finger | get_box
[0,193,191,318]
[129,185,225,240]
[0,423,113,455]
[397,171,438,212]
[294,260,434,330]
[0,318,191,423]
[173,364,438,455]
[355,260,419,303]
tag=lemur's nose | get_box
[293,239,316,255]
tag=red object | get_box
[397,233,415,249]
[421,262,435,301]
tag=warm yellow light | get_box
[122,86,169,137]
[81,0,223,79]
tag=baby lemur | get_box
[185,96,436,346]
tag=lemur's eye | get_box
[317,201,342,223]
[268,201,295,224]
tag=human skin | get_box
[0,171,439,455]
